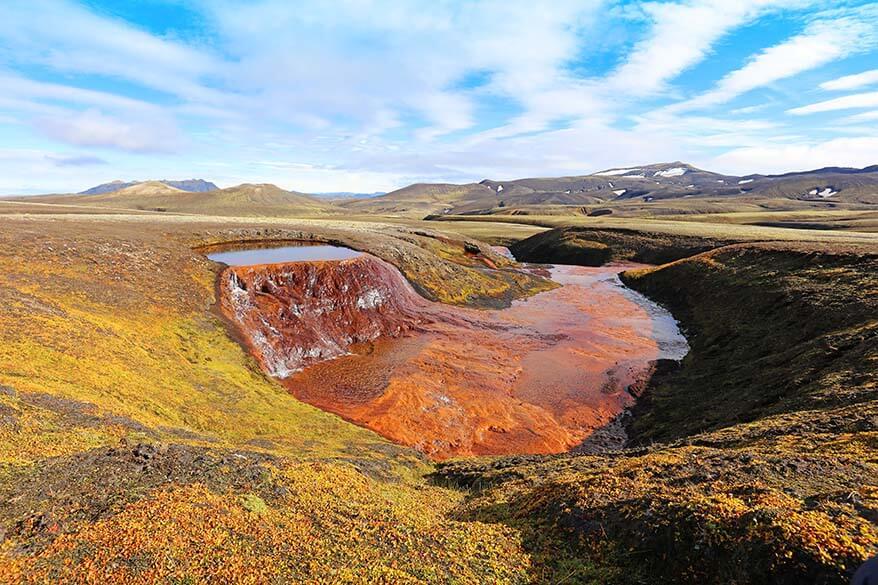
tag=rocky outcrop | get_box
[219,255,431,377]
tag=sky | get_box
[1,0,878,194]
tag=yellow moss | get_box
[0,463,531,584]
[0,255,425,476]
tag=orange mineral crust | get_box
[220,254,686,459]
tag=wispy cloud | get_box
[844,109,878,122]
[712,136,878,173]
[788,91,878,115]
[605,0,813,96]
[200,0,606,140]
[0,0,219,99]
[670,8,878,112]
[820,69,878,91]
[45,154,108,167]
[0,0,877,192]
[0,73,158,112]
[35,109,180,153]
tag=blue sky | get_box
[1,0,877,194]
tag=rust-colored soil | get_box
[222,255,679,459]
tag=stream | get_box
[209,242,688,459]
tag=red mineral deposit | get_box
[220,254,685,459]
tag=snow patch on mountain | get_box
[655,167,687,178]
[596,168,641,176]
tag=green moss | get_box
[240,493,269,515]
[622,244,878,444]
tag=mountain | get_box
[341,162,878,218]
[79,180,135,195]
[164,179,218,192]
[11,162,878,219]
[340,183,498,216]
[19,182,336,217]
[80,179,218,195]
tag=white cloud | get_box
[35,109,180,153]
[788,91,878,115]
[844,110,878,122]
[1,0,877,191]
[820,69,878,91]
[0,0,219,99]
[0,148,119,194]
[633,110,781,149]
[729,104,770,115]
[671,12,878,111]
[606,0,813,95]
[0,73,156,112]
[196,0,607,141]
[0,71,182,153]
[413,92,475,141]
[710,136,878,174]
[45,154,107,167]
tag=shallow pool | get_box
[206,243,362,265]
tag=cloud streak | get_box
[820,69,878,91]
[669,8,878,112]
[35,109,180,153]
[788,91,878,115]
[605,0,814,96]
[46,154,108,167]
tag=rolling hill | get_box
[340,182,498,216]
[80,179,218,195]
[10,182,336,217]
[6,162,878,220]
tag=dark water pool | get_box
[206,243,362,266]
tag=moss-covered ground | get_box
[0,215,549,583]
[1,212,876,583]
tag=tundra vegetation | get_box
[0,184,876,583]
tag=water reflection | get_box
[206,242,361,265]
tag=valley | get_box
[0,165,876,583]
[6,2,878,581]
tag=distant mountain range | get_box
[76,181,383,200]
[339,162,878,217]
[79,179,218,195]
[9,162,878,219]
